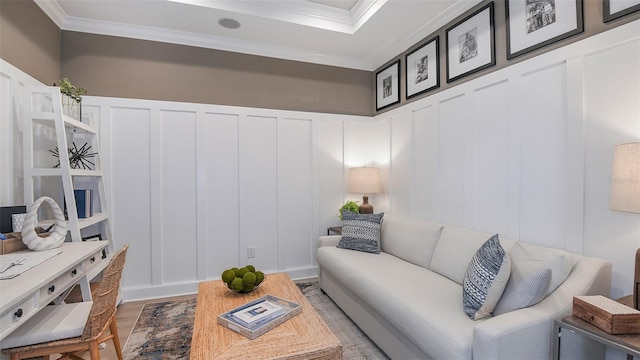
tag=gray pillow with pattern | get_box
[337,211,384,254]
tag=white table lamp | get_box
[610,142,640,309]
[349,167,381,214]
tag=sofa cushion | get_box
[317,246,476,359]
[430,226,491,284]
[463,234,511,320]
[519,243,573,295]
[337,211,384,254]
[494,242,551,315]
[380,215,443,268]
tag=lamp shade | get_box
[610,142,640,214]
[349,167,381,194]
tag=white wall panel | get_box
[159,110,197,283]
[473,81,510,235]
[373,22,639,310]
[438,94,470,226]
[519,63,567,247]
[413,105,439,221]
[315,121,345,233]
[0,60,41,206]
[390,112,412,216]
[584,38,640,298]
[110,107,153,288]
[203,113,240,279]
[371,119,391,214]
[278,118,313,270]
[240,115,278,271]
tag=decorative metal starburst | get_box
[50,142,97,170]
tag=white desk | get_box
[0,241,109,342]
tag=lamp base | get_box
[635,248,639,310]
[359,196,373,214]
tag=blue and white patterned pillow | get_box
[337,211,384,254]
[462,234,511,320]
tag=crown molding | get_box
[34,0,67,28]
[59,15,374,70]
[34,0,476,71]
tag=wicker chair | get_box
[1,244,129,360]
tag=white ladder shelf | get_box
[23,85,114,280]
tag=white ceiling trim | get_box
[167,0,386,34]
[34,0,481,72]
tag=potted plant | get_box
[338,200,359,220]
[56,78,87,121]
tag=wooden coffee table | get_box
[190,272,342,359]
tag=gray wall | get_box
[0,0,61,85]
[376,0,640,113]
[60,32,373,116]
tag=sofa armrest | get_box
[318,235,341,248]
[472,256,611,360]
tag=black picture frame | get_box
[604,0,640,22]
[376,60,401,111]
[506,0,584,59]
[406,36,440,99]
[446,2,496,83]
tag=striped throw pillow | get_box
[337,211,384,254]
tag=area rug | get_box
[121,281,389,359]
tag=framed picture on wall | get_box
[446,2,495,83]
[406,36,440,99]
[604,0,640,22]
[376,60,401,111]
[506,0,584,59]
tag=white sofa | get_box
[316,214,612,360]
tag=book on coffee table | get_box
[218,294,302,339]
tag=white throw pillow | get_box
[493,242,552,315]
[462,234,511,320]
[520,243,573,295]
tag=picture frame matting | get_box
[376,60,401,111]
[506,0,584,59]
[406,36,440,99]
[446,2,496,83]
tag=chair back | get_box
[81,244,129,340]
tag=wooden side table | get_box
[327,226,342,235]
[553,296,640,360]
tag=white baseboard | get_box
[121,266,319,302]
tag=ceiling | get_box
[35,0,482,71]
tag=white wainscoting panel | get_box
[159,110,198,284]
[0,60,42,206]
[202,112,240,279]
[277,117,313,270]
[413,105,439,221]
[373,21,640,308]
[78,97,369,300]
[314,120,345,241]
[519,62,568,248]
[240,115,279,272]
[438,94,471,227]
[390,112,412,217]
[473,80,510,236]
[109,107,153,289]
[584,36,640,299]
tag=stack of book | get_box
[218,295,301,339]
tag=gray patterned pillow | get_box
[337,211,384,254]
[463,234,511,320]
[493,243,551,315]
